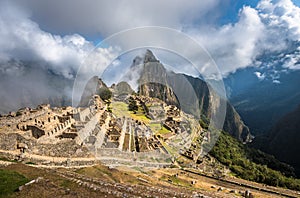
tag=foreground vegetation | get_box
[210,131,300,191]
[0,169,29,197]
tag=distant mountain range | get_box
[252,104,300,176]
[224,42,300,135]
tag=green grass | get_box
[172,138,182,144]
[149,123,171,135]
[0,157,17,163]
[111,101,150,124]
[111,101,130,117]
[149,123,161,133]
[158,127,171,135]
[161,142,178,156]
[161,175,190,187]
[169,175,191,187]
[0,169,29,197]
[130,112,150,124]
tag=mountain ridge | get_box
[253,104,300,177]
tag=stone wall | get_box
[76,112,101,145]
[0,150,97,167]
[0,133,91,158]
[45,116,75,137]
[96,148,171,162]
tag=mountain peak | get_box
[143,49,159,63]
[131,50,160,68]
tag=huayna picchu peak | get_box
[143,49,160,63]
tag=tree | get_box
[98,87,112,101]
[128,98,138,113]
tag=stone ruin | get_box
[0,87,207,168]
[0,94,174,167]
[0,96,104,164]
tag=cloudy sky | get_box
[0,0,300,112]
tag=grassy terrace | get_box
[149,123,171,135]
[111,100,176,155]
[161,141,178,156]
[111,101,172,135]
[111,101,150,124]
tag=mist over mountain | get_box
[0,60,73,114]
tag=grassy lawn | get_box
[149,123,171,136]
[160,174,191,188]
[111,101,150,124]
[172,138,182,144]
[161,142,178,156]
[130,112,150,124]
[111,101,130,117]
[149,123,161,133]
[0,169,29,197]
[158,126,171,135]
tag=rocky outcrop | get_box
[79,76,107,107]
[223,103,252,142]
[114,81,134,96]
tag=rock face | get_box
[135,50,252,142]
[223,102,252,142]
[114,81,134,96]
[139,55,179,106]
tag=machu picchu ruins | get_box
[0,82,206,168]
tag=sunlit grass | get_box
[130,112,150,124]
[149,123,161,133]
[158,126,171,135]
[111,101,130,117]
[161,141,178,156]
[111,101,150,124]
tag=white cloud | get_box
[258,0,300,41]
[192,0,300,76]
[254,71,266,80]
[4,0,300,78]
[273,79,281,84]
[283,52,300,70]
[0,1,118,112]
[16,0,221,36]
[190,6,265,76]
[0,1,117,79]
